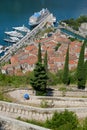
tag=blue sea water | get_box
[61,28,87,41]
[0,0,87,46]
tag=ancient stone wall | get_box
[0,116,50,130]
[0,100,87,120]
[0,101,52,121]
[48,89,87,97]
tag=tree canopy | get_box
[77,42,85,89]
[62,46,70,85]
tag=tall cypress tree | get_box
[62,45,69,85]
[83,60,87,87]
[85,60,87,78]
[77,42,85,89]
[44,50,48,73]
[38,43,42,63]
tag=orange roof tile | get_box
[25,45,37,51]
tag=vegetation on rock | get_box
[62,15,87,31]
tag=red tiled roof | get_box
[69,60,77,65]
[19,55,37,65]
[25,44,37,51]
[2,31,85,75]
[2,64,13,70]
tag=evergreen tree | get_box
[30,62,48,94]
[85,60,87,78]
[30,44,48,95]
[44,50,48,72]
[38,43,42,63]
[82,60,87,88]
[77,42,85,89]
[62,46,69,85]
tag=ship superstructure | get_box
[29,8,50,26]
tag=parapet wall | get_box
[52,90,87,97]
[0,100,87,120]
[0,101,53,121]
[0,116,50,130]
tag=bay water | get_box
[0,0,87,46]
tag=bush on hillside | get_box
[82,117,87,130]
[69,70,77,84]
[47,72,60,85]
[45,110,78,129]
[0,72,34,87]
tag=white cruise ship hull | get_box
[29,8,50,26]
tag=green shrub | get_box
[0,93,12,102]
[40,99,49,108]
[69,70,77,84]
[45,110,79,129]
[56,70,63,83]
[57,123,73,130]
[17,110,85,130]
[82,117,87,130]
[17,117,45,128]
[48,72,60,85]
[59,87,67,96]
[0,72,34,87]
[55,42,61,51]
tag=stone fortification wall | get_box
[0,100,87,120]
[21,88,87,97]
[0,116,50,130]
[0,101,53,121]
[5,88,87,97]
[49,89,87,97]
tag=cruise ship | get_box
[29,8,50,26]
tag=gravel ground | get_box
[8,89,87,108]
[8,90,41,106]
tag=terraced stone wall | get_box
[0,116,50,130]
[0,100,87,120]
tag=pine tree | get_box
[44,50,48,73]
[38,43,42,63]
[62,45,69,85]
[30,44,48,95]
[77,42,85,89]
[30,62,48,94]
